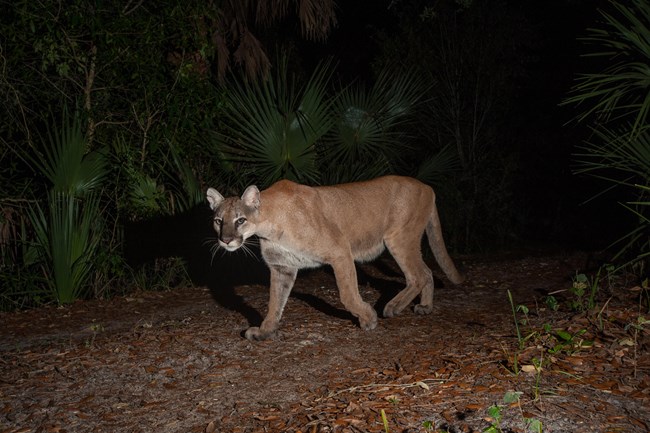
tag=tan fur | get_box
[206,175,464,340]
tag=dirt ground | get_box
[1,250,649,433]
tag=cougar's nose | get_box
[221,236,234,245]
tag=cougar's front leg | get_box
[331,256,378,331]
[245,265,297,341]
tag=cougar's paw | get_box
[414,304,433,315]
[244,326,273,341]
[359,310,378,331]
[383,301,403,318]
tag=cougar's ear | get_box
[206,188,224,211]
[241,185,260,209]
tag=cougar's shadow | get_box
[205,256,448,327]
[124,205,444,328]
[202,247,269,326]
[203,253,408,328]
[124,204,267,326]
[290,255,406,322]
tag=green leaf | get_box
[545,296,559,311]
[32,109,108,196]
[503,391,523,404]
[380,408,390,433]
[525,417,543,433]
[575,273,588,284]
[487,405,502,421]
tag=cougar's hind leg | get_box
[383,236,435,317]
[413,266,434,315]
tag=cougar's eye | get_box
[235,217,246,226]
[213,217,222,225]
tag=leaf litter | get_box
[0,251,648,432]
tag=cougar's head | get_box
[206,186,260,252]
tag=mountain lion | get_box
[206,175,464,340]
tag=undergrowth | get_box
[506,262,648,400]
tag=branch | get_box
[84,44,97,145]
[122,0,145,16]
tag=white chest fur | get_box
[260,240,323,269]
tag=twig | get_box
[122,0,145,16]
[318,378,447,400]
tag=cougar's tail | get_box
[425,192,464,285]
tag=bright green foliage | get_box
[483,405,503,433]
[484,392,543,433]
[422,420,435,431]
[548,328,593,355]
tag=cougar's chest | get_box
[260,239,323,269]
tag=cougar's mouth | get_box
[219,239,242,251]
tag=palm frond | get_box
[127,174,166,217]
[563,0,650,137]
[319,154,392,185]
[24,109,108,303]
[218,59,335,186]
[29,192,103,304]
[416,144,461,186]
[574,124,650,183]
[325,67,427,169]
[162,142,204,214]
[565,0,650,267]
[33,110,108,195]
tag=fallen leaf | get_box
[205,420,216,433]
[520,364,538,374]
[253,414,280,421]
[619,338,635,347]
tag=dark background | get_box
[1,0,640,308]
